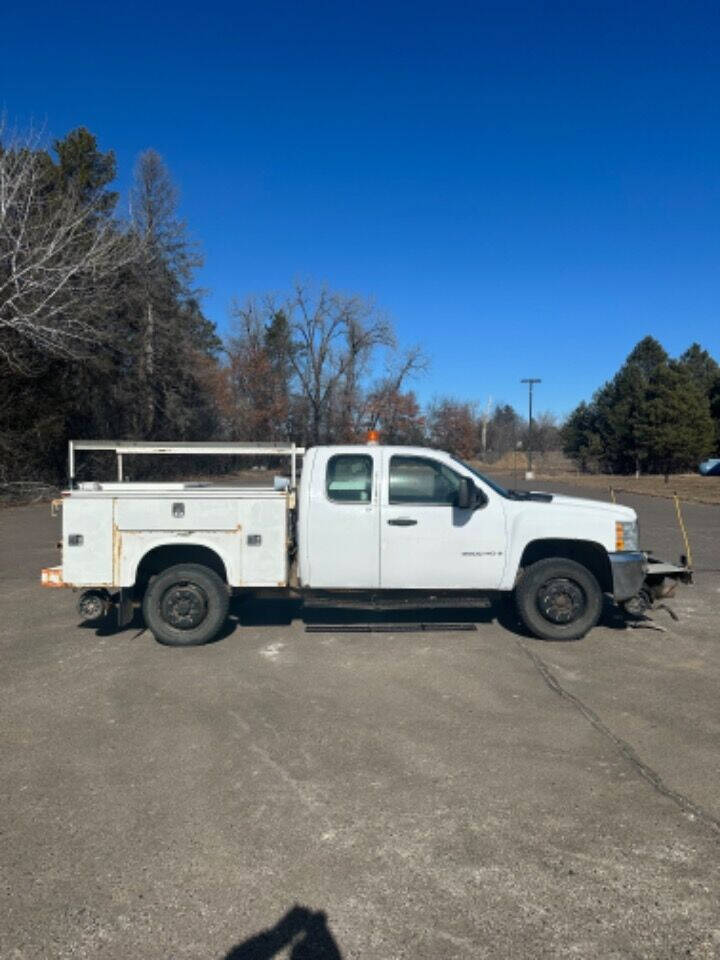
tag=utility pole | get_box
[520,378,541,478]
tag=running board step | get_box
[305,623,478,633]
[303,595,492,610]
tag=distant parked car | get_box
[699,458,720,476]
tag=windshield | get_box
[450,456,511,498]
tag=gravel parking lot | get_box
[1,486,719,959]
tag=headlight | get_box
[615,520,639,552]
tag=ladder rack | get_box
[68,440,306,488]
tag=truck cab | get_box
[298,445,509,590]
[297,445,645,636]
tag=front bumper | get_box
[608,551,693,603]
[608,551,646,601]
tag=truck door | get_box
[304,448,381,588]
[380,452,507,590]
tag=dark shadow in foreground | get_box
[224,905,343,959]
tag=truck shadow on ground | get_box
[79,592,635,643]
[235,594,497,629]
[231,594,630,639]
[223,905,343,959]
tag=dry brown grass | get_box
[480,469,720,505]
[546,473,720,505]
[481,450,575,473]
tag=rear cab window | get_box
[326,454,373,503]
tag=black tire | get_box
[514,557,603,641]
[142,563,229,646]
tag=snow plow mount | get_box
[622,556,692,617]
[644,555,693,592]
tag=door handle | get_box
[387,517,417,526]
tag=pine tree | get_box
[638,364,715,476]
[677,343,720,394]
[562,401,604,471]
[563,336,717,475]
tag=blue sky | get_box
[3,0,719,417]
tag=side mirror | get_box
[457,477,473,509]
[457,476,486,510]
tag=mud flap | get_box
[116,588,135,629]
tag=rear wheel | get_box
[515,557,603,641]
[142,563,229,646]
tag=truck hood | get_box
[525,492,636,521]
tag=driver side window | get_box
[389,456,462,505]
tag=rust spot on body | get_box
[113,523,122,586]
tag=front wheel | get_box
[142,563,229,646]
[514,557,603,641]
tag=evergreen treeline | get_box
[563,337,719,475]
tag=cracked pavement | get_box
[1,489,719,959]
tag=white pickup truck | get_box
[41,440,690,644]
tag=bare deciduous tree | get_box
[0,124,132,367]
[286,282,395,444]
[364,344,428,437]
[226,300,293,441]
[426,397,479,459]
[226,283,426,445]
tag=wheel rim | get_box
[160,581,208,630]
[536,577,586,625]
